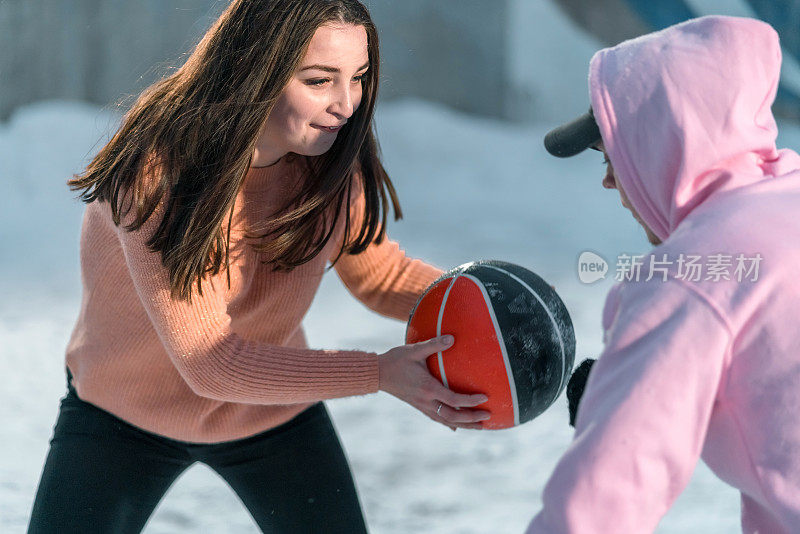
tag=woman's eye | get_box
[305,78,330,86]
[352,73,367,83]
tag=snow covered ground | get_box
[6,98,799,533]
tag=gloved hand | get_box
[567,358,596,427]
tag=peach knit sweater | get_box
[65,157,442,443]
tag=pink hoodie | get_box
[528,16,800,533]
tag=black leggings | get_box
[28,372,368,534]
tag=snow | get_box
[7,98,799,533]
[0,0,800,524]
[3,2,800,524]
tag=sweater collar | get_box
[242,156,291,192]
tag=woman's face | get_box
[595,141,662,245]
[252,23,369,167]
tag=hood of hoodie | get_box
[589,15,800,242]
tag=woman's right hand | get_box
[378,335,491,430]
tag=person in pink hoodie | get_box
[530,15,800,533]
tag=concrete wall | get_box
[366,0,510,118]
[0,0,221,119]
[506,0,602,122]
[554,0,649,45]
[0,0,512,120]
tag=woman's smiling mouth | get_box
[311,124,344,133]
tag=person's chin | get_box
[645,230,662,246]
[297,138,337,157]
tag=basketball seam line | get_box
[461,272,520,427]
[479,264,568,408]
[436,273,463,390]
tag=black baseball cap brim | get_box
[543,108,602,158]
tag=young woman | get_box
[27,1,489,532]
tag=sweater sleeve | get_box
[527,278,732,533]
[110,200,379,405]
[333,184,443,321]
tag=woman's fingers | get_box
[450,422,485,430]
[410,335,454,360]
[423,375,487,408]
[379,335,493,430]
[439,419,484,431]
[429,410,485,430]
[418,373,490,428]
[426,405,485,430]
[440,389,488,409]
[413,338,489,408]
[430,380,491,428]
[434,402,491,425]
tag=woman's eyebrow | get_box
[299,61,370,73]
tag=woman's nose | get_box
[329,85,355,119]
[602,171,616,189]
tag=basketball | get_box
[406,260,576,429]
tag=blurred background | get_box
[2,1,799,533]
[3,0,800,121]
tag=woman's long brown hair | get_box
[68,0,399,301]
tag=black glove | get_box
[567,358,596,427]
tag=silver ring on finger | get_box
[436,402,443,415]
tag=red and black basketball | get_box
[406,260,575,430]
